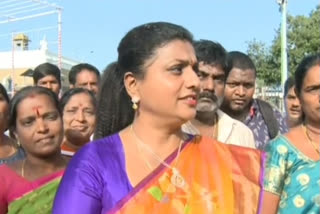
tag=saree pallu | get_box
[0,165,63,214]
[8,177,62,214]
[109,136,265,214]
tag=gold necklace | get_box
[302,125,320,155]
[130,124,186,188]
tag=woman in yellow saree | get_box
[53,22,264,214]
[0,86,67,214]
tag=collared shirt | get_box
[182,110,256,149]
[244,99,288,150]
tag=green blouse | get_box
[264,135,320,214]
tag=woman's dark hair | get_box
[99,61,118,88]
[59,88,96,113]
[8,86,60,135]
[284,77,295,98]
[95,22,193,139]
[295,53,320,95]
[0,83,9,103]
[94,62,117,139]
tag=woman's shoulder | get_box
[268,134,289,145]
[60,133,127,191]
[78,133,122,155]
[68,133,124,170]
[264,135,296,158]
[0,164,22,185]
[266,131,301,156]
[0,164,12,174]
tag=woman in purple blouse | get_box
[53,22,264,214]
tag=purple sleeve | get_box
[52,144,104,214]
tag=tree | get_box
[246,39,279,85]
[247,5,320,86]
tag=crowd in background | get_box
[0,21,319,214]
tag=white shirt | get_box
[182,110,256,149]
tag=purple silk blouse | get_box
[52,133,133,214]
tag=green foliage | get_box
[247,39,279,85]
[247,5,320,86]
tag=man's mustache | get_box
[198,91,217,102]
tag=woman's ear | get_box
[124,72,140,100]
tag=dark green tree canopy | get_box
[247,5,320,86]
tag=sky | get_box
[0,0,319,71]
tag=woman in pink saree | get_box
[0,86,66,214]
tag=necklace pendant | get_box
[170,168,185,188]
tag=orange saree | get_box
[108,136,264,214]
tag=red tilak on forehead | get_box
[32,106,43,117]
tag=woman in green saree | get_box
[262,54,320,214]
[0,86,67,214]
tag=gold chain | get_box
[130,124,187,188]
[130,124,184,170]
[134,139,154,170]
[302,125,320,155]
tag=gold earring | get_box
[132,97,139,110]
[132,103,138,110]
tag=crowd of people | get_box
[0,21,319,214]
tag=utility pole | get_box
[11,32,15,96]
[277,0,288,93]
[58,8,62,70]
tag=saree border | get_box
[257,151,266,214]
[108,135,194,213]
[7,169,64,204]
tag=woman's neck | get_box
[25,152,66,173]
[304,119,320,133]
[131,114,185,152]
[304,119,320,143]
